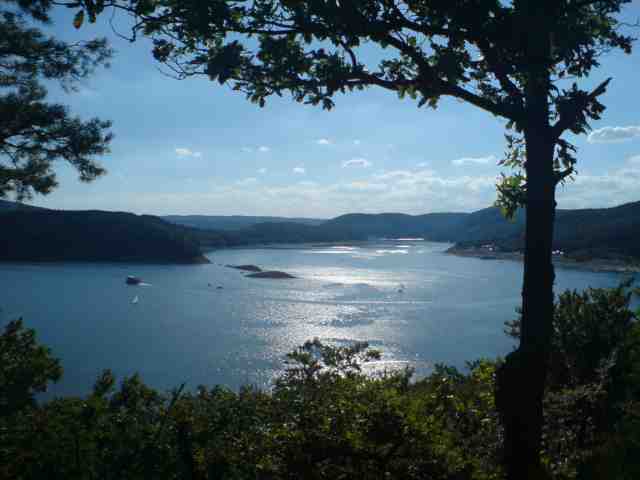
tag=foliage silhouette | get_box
[0,0,113,200]
[0,209,207,263]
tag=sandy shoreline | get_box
[446,247,640,274]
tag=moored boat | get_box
[126,276,142,285]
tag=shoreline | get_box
[446,246,640,274]
[0,254,210,266]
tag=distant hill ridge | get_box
[163,214,325,231]
[187,201,640,260]
[2,199,639,262]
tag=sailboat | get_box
[132,296,139,304]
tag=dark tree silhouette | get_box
[0,0,113,200]
[70,1,634,477]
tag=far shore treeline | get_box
[1,199,638,264]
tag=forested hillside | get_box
[0,210,208,263]
[210,202,638,260]
[2,200,638,262]
[484,202,640,259]
[164,214,324,231]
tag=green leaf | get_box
[73,10,84,29]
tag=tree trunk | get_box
[496,129,556,480]
[496,2,557,478]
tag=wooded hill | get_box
[187,201,640,260]
[1,200,638,262]
[163,214,324,231]
[0,207,208,263]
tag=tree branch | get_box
[551,77,611,139]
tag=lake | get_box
[0,240,632,397]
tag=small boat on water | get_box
[132,296,139,304]
[126,276,142,285]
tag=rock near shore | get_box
[246,271,296,279]
[226,264,262,272]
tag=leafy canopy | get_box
[0,0,113,200]
[0,318,62,416]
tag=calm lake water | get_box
[0,241,633,396]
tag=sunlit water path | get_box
[0,241,631,396]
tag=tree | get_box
[0,319,62,416]
[0,0,113,200]
[70,1,634,477]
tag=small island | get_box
[225,263,296,279]
[246,271,296,279]
[226,264,262,272]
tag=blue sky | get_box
[32,3,640,218]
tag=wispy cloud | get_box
[236,177,259,186]
[315,138,332,146]
[241,147,253,153]
[587,126,640,144]
[333,181,388,193]
[557,156,640,208]
[257,168,268,174]
[293,166,306,174]
[374,170,414,181]
[342,157,372,168]
[451,155,496,166]
[353,139,361,146]
[175,148,202,158]
[258,146,271,153]
[417,161,429,168]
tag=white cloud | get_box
[556,157,640,208]
[46,169,502,217]
[417,161,429,168]
[452,155,496,166]
[353,139,362,146]
[236,177,259,186]
[257,168,268,174]
[84,154,639,217]
[587,126,640,144]
[175,148,202,158]
[342,157,372,168]
[293,166,306,174]
[333,181,388,193]
[374,170,414,181]
[258,146,271,153]
[315,138,332,145]
[241,147,253,153]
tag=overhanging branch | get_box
[551,77,612,139]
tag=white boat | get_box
[132,296,139,304]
